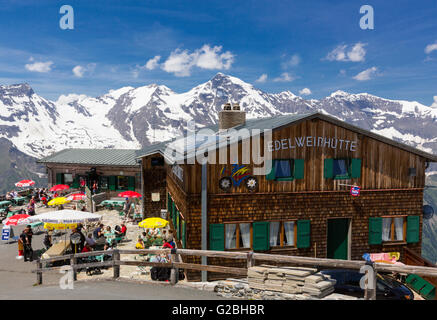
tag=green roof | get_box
[38,149,140,167]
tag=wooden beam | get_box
[173,262,248,276]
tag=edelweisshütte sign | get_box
[268,136,358,152]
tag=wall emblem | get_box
[219,165,258,192]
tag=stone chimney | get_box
[219,102,246,130]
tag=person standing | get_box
[20,227,33,262]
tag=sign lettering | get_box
[268,136,358,152]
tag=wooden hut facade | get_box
[139,106,437,281]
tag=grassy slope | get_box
[0,138,46,194]
[422,174,437,263]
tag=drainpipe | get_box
[201,163,208,282]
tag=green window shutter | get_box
[171,201,176,221]
[294,159,305,179]
[407,216,420,243]
[253,221,270,251]
[56,173,63,184]
[72,176,79,188]
[351,158,362,178]
[297,220,311,248]
[368,217,382,245]
[209,224,225,251]
[324,158,334,179]
[176,212,180,239]
[182,220,186,249]
[108,176,116,191]
[167,194,172,219]
[266,160,276,180]
[128,176,135,191]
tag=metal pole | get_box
[201,163,208,282]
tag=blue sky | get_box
[0,0,436,105]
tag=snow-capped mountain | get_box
[0,73,436,163]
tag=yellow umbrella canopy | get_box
[138,217,168,229]
[44,222,77,230]
[47,197,71,206]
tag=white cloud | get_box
[326,43,367,62]
[25,58,53,73]
[299,88,312,96]
[72,63,96,78]
[425,42,437,55]
[255,74,268,83]
[281,54,300,69]
[431,96,437,109]
[273,72,295,82]
[161,45,234,77]
[145,55,161,70]
[353,66,378,81]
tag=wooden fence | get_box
[33,248,437,300]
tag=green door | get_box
[327,218,349,260]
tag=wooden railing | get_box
[33,248,437,300]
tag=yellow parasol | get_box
[138,217,168,229]
[47,197,71,206]
[44,222,77,230]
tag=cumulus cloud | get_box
[281,54,301,69]
[25,57,53,73]
[326,43,367,62]
[273,72,295,82]
[353,66,378,81]
[425,42,437,55]
[299,88,312,96]
[161,45,234,77]
[255,74,268,83]
[431,96,437,109]
[145,55,161,70]
[72,63,96,78]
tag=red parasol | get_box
[15,180,35,187]
[49,184,70,192]
[3,214,31,226]
[118,191,142,198]
[66,193,86,201]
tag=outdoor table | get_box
[101,200,125,209]
[0,201,12,209]
[42,240,71,259]
[13,197,26,205]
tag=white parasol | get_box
[24,209,102,224]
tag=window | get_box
[266,159,304,181]
[100,176,109,190]
[325,158,362,180]
[270,221,296,247]
[275,160,293,179]
[333,159,351,179]
[117,176,129,190]
[225,223,251,249]
[382,216,406,242]
[63,173,73,184]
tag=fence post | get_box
[170,249,179,285]
[36,259,42,285]
[113,249,120,279]
[247,251,254,269]
[363,263,377,300]
[70,256,77,281]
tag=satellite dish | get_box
[423,205,434,220]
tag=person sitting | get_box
[43,231,52,250]
[93,224,104,239]
[85,233,96,248]
[135,237,145,249]
[5,192,12,200]
[162,239,174,249]
[82,243,92,253]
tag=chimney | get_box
[219,102,246,130]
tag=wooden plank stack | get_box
[248,265,336,298]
